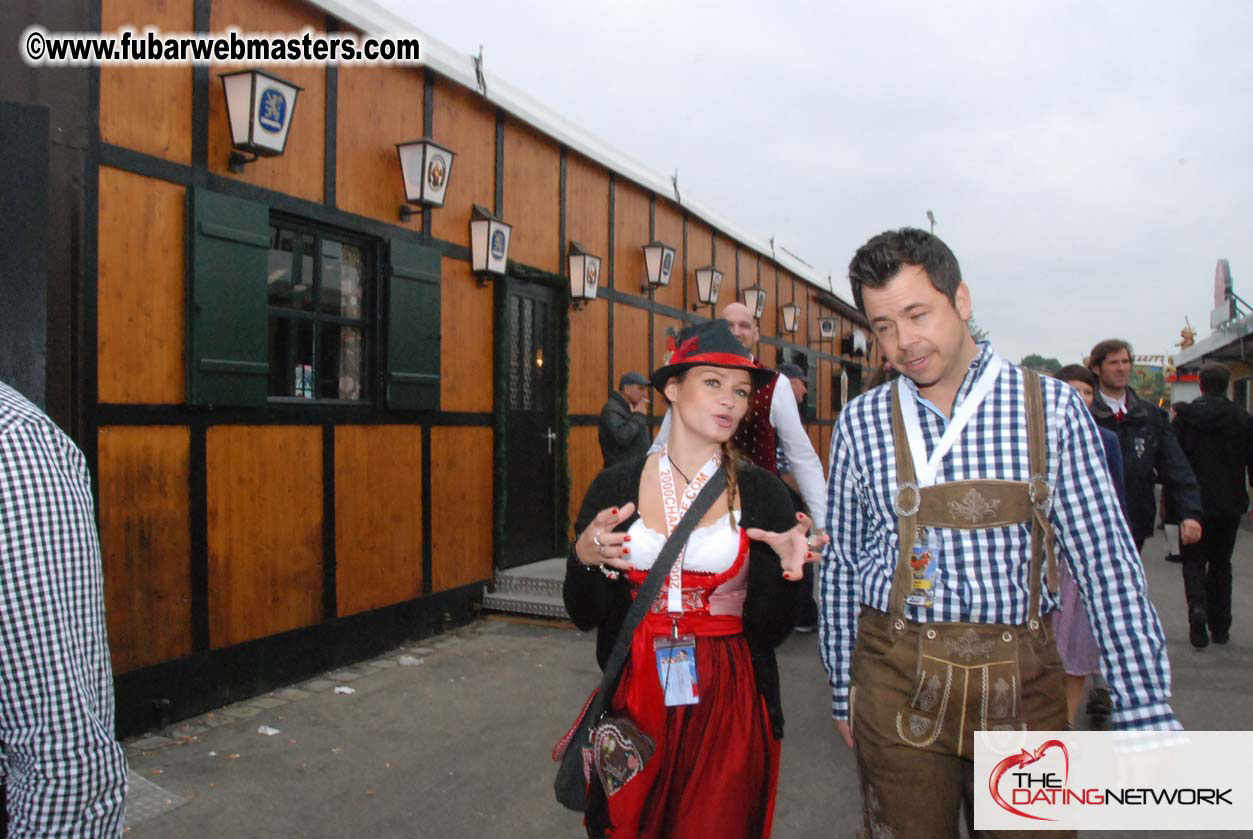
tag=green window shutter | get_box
[387,238,441,411]
[188,189,269,406]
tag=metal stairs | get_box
[482,557,570,620]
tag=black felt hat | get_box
[650,320,774,393]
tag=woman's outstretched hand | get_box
[575,502,638,572]
[745,512,829,581]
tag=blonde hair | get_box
[720,441,743,530]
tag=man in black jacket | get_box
[1088,338,1202,553]
[598,372,650,467]
[1172,362,1253,647]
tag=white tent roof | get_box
[312,0,851,309]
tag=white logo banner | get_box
[974,731,1253,831]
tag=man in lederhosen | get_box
[819,229,1179,837]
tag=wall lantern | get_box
[568,240,601,309]
[470,204,511,285]
[741,285,767,320]
[642,240,676,291]
[852,328,868,356]
[819,316,837,339]
[693,265,723,310]
[781,301,802,334]
[396,137,456,220]
[219,69,302,173]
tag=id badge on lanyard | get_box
[654,628,700,707]
[906,527,940,609]
[655,448,719,706]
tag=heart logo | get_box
[988,739,1070,821]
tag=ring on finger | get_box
[592,531,603,547]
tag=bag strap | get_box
[593,466,729,706]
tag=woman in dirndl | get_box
[563,319,824,839]
[1051,364,1128,725]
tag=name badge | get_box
[906,527,940,609]
[654,634,700,707]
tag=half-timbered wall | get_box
[89,0,878,732]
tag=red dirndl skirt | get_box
[599,611,780,839]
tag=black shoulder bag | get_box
[552,466,728,812]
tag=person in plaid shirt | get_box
[819,229,1177,838]
[0,380,126,837]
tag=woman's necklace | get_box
[669,461,692,486]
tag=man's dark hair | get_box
[1088,339,1133,372]
[1199,362,1230,396]
[847,228,962,314]
[1053,364,1097,389]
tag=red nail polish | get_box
[623,546,630,554]
[624,534,631,542]
[611,508,619,515]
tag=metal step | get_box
[483,557,570,619]
[481,589,569,620]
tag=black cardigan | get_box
[562,454,801,739]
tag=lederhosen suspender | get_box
[887,368,1058,638]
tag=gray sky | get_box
[377,0,1253,366]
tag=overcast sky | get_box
[377,0,1252,366]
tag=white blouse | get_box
[625,511,742,574]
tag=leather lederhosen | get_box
[850,369,1069,762]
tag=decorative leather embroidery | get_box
[863,784,897,839]
[918,675,942,712]
[896,667,951,748]
[990,676,1012,719]
[947,487,1002,523]
[908,714,931,737]
[941,628,994,661]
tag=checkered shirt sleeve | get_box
[818,346,1179,730]
[0,383,127,837]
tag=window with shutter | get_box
[266,218,373,402]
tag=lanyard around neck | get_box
[896,354,1005,488]
[658,448,722,613]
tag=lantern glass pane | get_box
[659,246,675,286]
[397,143,426,203]
[423,146,452,207]
[569,253,586,299]
[222,73,254,146]
[584,255,601,299]
[470,218,489,273]
[695,267,711,303]
[643,244,662,287]
[249,77,298,154]
[486,220,511,275]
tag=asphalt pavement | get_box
[123,528,1253,838]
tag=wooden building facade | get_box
[2,0,879,734]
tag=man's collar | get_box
[1098,390,1126,413]
[900,341,994,402]
[900,341,994,421]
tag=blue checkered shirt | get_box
[0,382,127,836]
[819,344,1179,731]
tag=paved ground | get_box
[124,529,1253,838]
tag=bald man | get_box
[649,302,827,532]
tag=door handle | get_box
[542,426,556,455]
